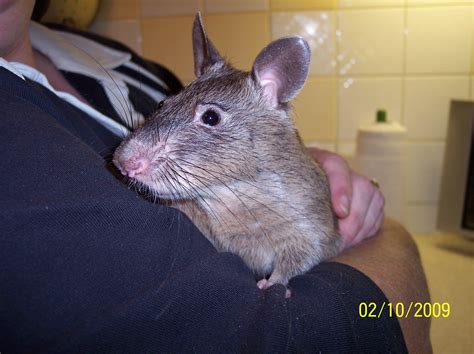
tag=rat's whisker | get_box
[173,165,255,240]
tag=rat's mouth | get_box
[129,174,192,202]
[113,153,207,201]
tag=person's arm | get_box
[333,218,432,354]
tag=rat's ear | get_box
[193,13,223,78]
[252,37,310,107]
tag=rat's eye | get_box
[157,100,164,109]
[201,110,220,126]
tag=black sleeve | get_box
[0,69,407,353]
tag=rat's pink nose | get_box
[115,157,150,178]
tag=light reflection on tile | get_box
[271,0,337,10]
[272,12,336,75]
[337,8,404,75]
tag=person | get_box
[0,0,431,352]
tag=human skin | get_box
[0,0,36,66]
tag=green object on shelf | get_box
[376,109,387,123]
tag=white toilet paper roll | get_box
[355,120,407,223]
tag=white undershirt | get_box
[0,22,164,138]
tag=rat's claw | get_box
[257,278,273,289]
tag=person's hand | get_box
[308,147,385,249]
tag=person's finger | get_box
[365,191,385,239]
[359,210,385,247]
[367,210,385,239]
[339,173,375,248]
[366,192,385,237]
[311,149,353,218]
[349,189,384,247]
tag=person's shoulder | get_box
[286,262,408,353]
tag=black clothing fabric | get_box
[0,67,407,352]
[37,23,182,132]
[60,71,124,124]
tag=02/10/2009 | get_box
[358,301,450,319]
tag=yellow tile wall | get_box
[292,78,337,142]
[92,2,364,143]
[95,0,140,21]
[270,0,338,11]
[203,13,270,71]
[141,16,195,81]
[88,1,474,238]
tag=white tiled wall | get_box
[272,12,337,75]
[406,142,446,203]
[405,6,471,74]
[339,0,404,6]
[337,8,404,75]
[88,1,474,234]
[404,77,470,140]
[204,0,269,13]
[337,77,403,143]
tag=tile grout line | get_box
[401,0,407,127]
[335,5,341,154]
[470,3,473,100]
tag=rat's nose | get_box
[114,156,150,178]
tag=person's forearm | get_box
[333,218,432,354]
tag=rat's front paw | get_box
[257,278,274,290]
[257,279,292,298]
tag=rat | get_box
[113,13,342,295]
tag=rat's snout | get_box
[113,154,150,178]
[113,136,171,180]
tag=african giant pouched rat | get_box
[113,14,341,293]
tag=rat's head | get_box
[113,13,310,200]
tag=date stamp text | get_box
[359,302,450,318]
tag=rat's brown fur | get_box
[113,15,341,288]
